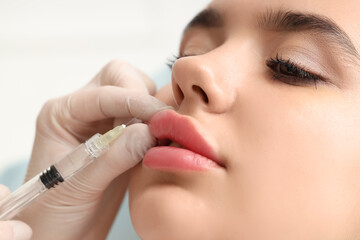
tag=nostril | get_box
[192,85,209,103]
[173,84,184,105]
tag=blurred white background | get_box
[0,0,211,174]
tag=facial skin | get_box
[129,0,360,239]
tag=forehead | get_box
[209,0,360,49]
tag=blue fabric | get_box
[0,160,28,192]
[0,65,171,239]
[152,64,172,90]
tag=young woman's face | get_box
[129,0,360,239]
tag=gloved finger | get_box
[88,59,156,95]
[55,86,170,123]
[0,220,32,240]
[0,185,10,199]
[113,117,142,127]
[72,123,155,189]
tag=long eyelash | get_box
[266,53,322,88]
[166,54,180,70]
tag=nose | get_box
[171,53,235,114]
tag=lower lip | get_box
[143,146,221,171]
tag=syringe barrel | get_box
[0,174,45,220]
[0,126,124,220]
[0,134,102,220]
[54,133,108,180]
[54,143,93,180]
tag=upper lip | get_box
[148,110,224,167]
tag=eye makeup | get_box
[265,53,323,88]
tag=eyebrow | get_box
[258,9,360,60]
[183,8,223,33]
[184,8,360,61]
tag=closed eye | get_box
[266,54,323,88]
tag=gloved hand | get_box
[0,185,32,240]
[17,60,169,239]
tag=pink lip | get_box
[143,110,224,171]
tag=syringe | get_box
[0,124,126,220]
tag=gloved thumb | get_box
[72,123,155,189]
[0,220,32,240]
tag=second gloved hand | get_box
[0,185,32,240]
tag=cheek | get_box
[223,83,360,236]
[155,83,178,108]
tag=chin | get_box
[128,165,222,240]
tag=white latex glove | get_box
[0,185,32,240]
[17,60,169,239]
